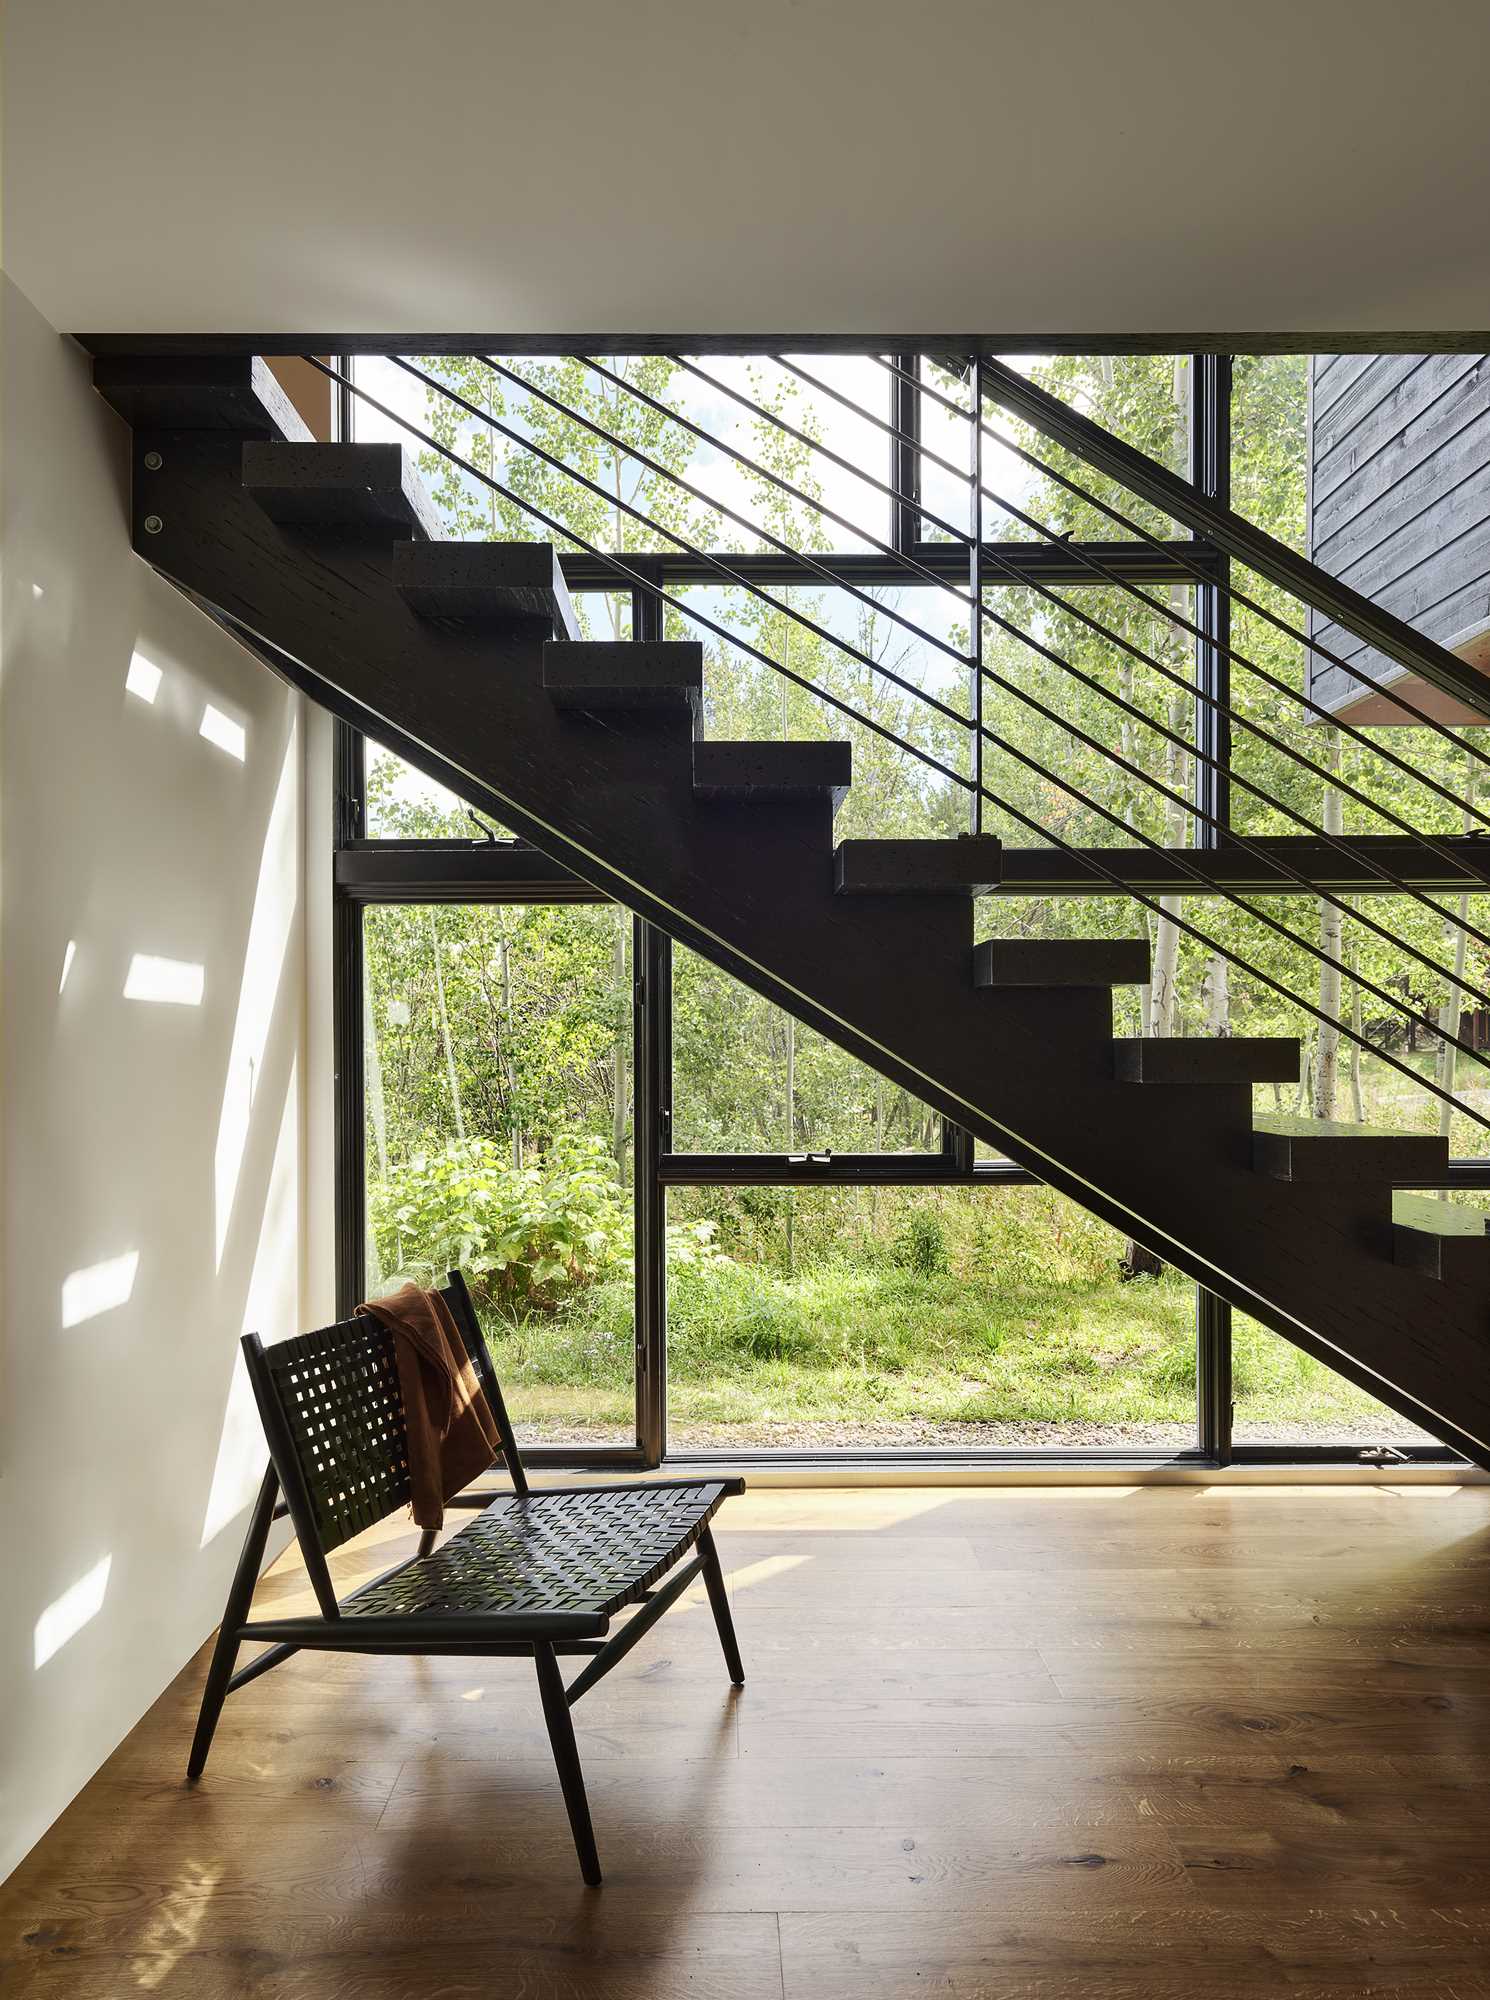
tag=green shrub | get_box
[893,1208,948,1277]
[370,1133,730,1322]
[369,1132,629,1314]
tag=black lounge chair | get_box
[187,1269,744,1883]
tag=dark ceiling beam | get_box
[76,332,1490,359]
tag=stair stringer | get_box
[129,425,1490,1462]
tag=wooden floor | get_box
[6,1483,1490,1998]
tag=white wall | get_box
[4,0,1489,340]
[0,277,330,1882]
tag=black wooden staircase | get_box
[96,356,1490,1464]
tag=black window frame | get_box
[331,348,1464,1472]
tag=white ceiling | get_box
[5,0,1488,341]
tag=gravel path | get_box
[523,1415,1437,1451]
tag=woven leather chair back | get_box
[249,1271,520,1558]
[258,1309,414,1554]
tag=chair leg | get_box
[187,1462,279,1779]
[533,1642,601,1885]
[698,1526,744,1686]
[416,1528,438,1558]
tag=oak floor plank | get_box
[967,1530,1490,1572]
[777,1907,1340,1999]
[1040,1650,1490,1699]
[1170,1826,1490,1902]
[734,1690,1490,1762]
[780,1914,1490,2000]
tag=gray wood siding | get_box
[1307,353,1490,715]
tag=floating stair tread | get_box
[1252,1115,1449,1184]
[95,355,312,441]
[544,640,702,713]
[1392,1192,1490,1281]
[242,442,441,540]
[395,541,580,637]
[973,938,1150,988]
[693,741,852,813]
[1113,1036,1300,1085]
[835,835,1003,896]
[1392,1192,1490,1238]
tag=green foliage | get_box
[893,1207,948,1277]
[370,1132,629,1314]
[370,1126,729,1318]
[364,902,633,1177]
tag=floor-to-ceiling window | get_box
[331,345,1472,1466]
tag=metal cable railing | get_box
[478,354,970,671]
[977,354,1490,733]
[308,353,1490,1135]
[310,357,975,795]
[694,354,1466,847]
[704,351,1490,866]
[949,360,1490,765]
[484,354,1490,1029]
[790,350,1490,888]
[771,359,1490,974]
[875,353,1490,834]
[398,357,974,746]
[710,354,1490,1024]
[374,352,1490,1082]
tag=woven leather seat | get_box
[349,1481,734,1621]
[187,1271,745,1885]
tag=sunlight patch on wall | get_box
[199,704,247,761]
[58,940,77,994]
[213,727,299,1268]
[33,1556,113,1668]
[124,954,204,1006]
[125,648,164,703]
[61,1250,139,1329]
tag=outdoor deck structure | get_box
[6,1481,1490,1999]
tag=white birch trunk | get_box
[1148,690,1191,1039]
[427,908,466,1144]
[1204,954,1229,1037]
[612,906,629,1179]
[1349,945,1365,1123]
[363,965,389,1180]
[1313,729,1343,1121]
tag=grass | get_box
[484,1254,1427,1441]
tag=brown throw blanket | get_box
[358,1282,500,1531]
